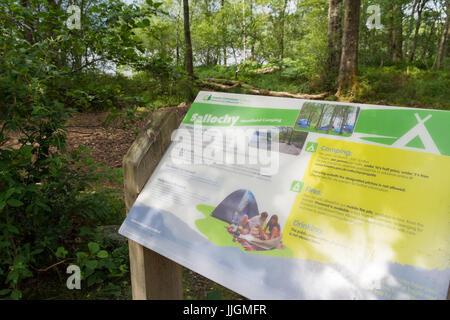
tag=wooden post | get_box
[123,110,183,300]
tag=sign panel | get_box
[119,91,450,299]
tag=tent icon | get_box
[211,189,259,224]
[305,142,318,153]
[391,113,440,154]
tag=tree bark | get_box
[242,0,247,64]
[199,78,327,99]
[328,0,344,64]
[279,0,289,60]
[249,0,256,62]
[386,1,403,61]
[409,0,428,63]
[221,0,227,66]
[337,0,361,95]
[204,0,212,65]
[20,0,34,44]
[231,42,238,65]
[436,1,450,70]
[328,0,343,74]
[421,17,436,62]
[307,109,316,127]
[326,107,338,134]
[183,0,194,79]
[339,106,349,135]
[392,2,403,62]
[175,0,181,67]
[404,0,419,58]
[315,105,326,130]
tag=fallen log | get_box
[202,78,240,87]
[198,80,235,91]
[252,66,280,74]
[198,78,328,100]
[246,88,328,100]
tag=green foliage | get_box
[196,63,313,93]
[195,65,237,80]
[54,73,147,112]
[1,0,449,301]
[197,63,450,110]
[20,235,131,300]
[206,289,222,300]
[0,0,165,112]
[0,0,134,299]
[0,138,125,299]
[133,69,198,108]
[75,240,129,289]
[357,66,450,110]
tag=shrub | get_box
[357,67,450,110]
[0,19,126,299]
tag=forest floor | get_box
[64,104,245,300]
[65,105,189,169]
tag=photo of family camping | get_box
[295,102,360,137]
[195,190,292,257]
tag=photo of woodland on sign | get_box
[295,102,360,137]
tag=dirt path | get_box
[65,105,190,168]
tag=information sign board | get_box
[119,92,450,299]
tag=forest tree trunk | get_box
[221,0,227,66]
[409,0,428,63]
[279,0,288,60]
[183,0,194,79]
[315,105,326,130]
[421,19,436,62]
[339,107,349,135]
[326,107,338,134]
[176,1,181,66]
[20,0,34,44]
[242,0,247,64]
[337,0,361,95]
[307,109,316,128]
[392,2,403,62]
[404,0,419,58]
[436,1,450,70]
[327,0,343,74]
